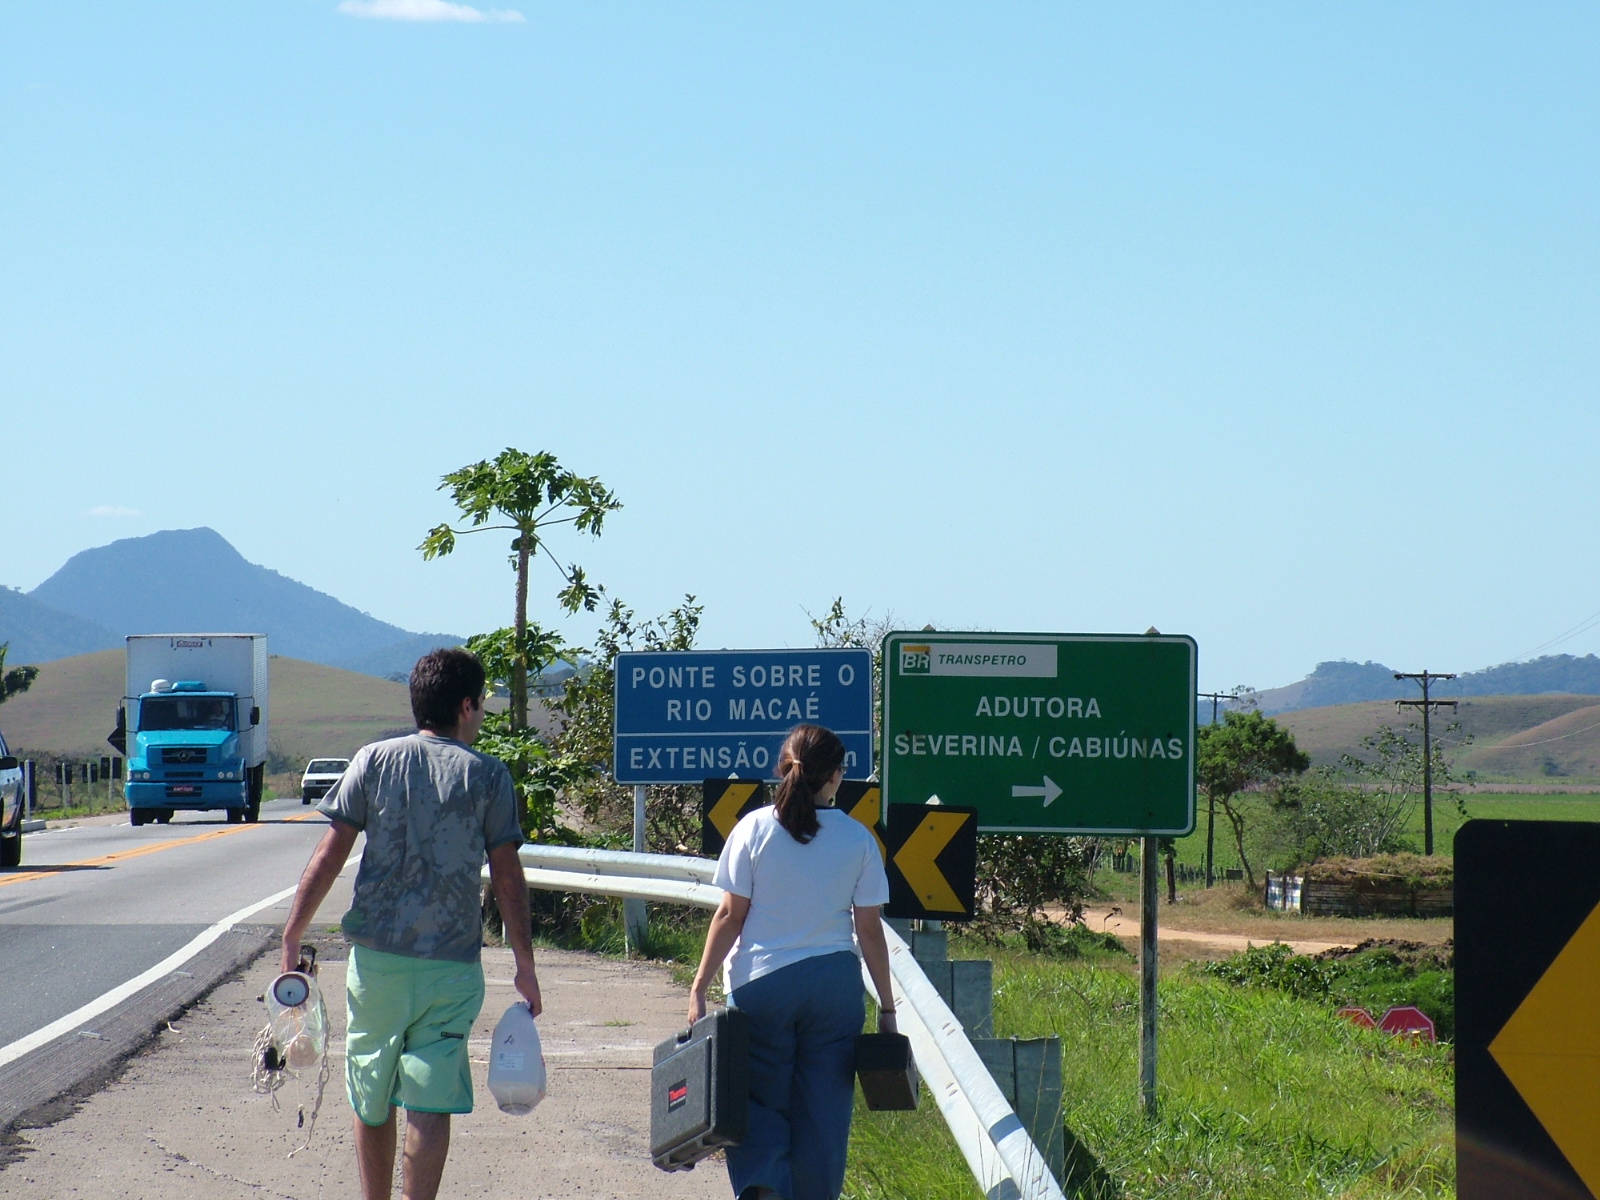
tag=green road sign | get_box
[881,632,1196,835]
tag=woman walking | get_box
[688,724,896,1200]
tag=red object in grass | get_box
[1378,1006,1437,1042]
[1336,1006,1377,1029]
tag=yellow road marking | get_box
[0,811,322,890]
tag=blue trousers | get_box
[726,951,864,1200]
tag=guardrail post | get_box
[974,1037,1065,1183]
[624,784,649,951]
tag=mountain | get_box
[0,587,121,664]
[1250,655,1600,715]
[21,528,461,678]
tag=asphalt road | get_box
[0,796,347,1050]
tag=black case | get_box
[650,1008,750,1171]
[856,1032,920,1111]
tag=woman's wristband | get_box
[880,1008,896,1016]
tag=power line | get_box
[1509,604,1600,662]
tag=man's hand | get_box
[515,959,543,1017]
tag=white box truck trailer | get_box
[115,634,269,825]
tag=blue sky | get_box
[2,2,1596,690]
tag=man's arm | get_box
[280,821,360,974]
[486,842,542,1016]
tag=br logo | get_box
[899,645,931,675]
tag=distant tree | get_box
[1197,709,1310,890]
[1337,721,1472,840]
[0,643,38,707]
[420,449,620,733]
[1262,770,1415,867]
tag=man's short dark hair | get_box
[410,648,487,732]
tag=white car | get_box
[300,758,350,805]
[0,726,23,867]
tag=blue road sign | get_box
[614,648,874,785]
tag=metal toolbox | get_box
[650,1007,749,1171]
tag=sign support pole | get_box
[624,784,649,951]
[1139,834,1159,1118]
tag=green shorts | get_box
[345,944,486,1126]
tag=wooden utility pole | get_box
[1197,691,1230,887]
[1394,670,1457,856]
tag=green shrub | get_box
[1203,939,1456,1040]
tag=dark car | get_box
[0,726,24,867]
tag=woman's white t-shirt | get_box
[714,806,891,992]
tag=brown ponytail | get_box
[772,723,846,844]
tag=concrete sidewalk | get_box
[2,944,729,1199]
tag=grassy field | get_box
[845,944,1454,1200]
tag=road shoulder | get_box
[1,944,726,1199]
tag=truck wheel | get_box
[156,809,174,825]
[226,807,242,825]
[130,810,148,827]
[0,835,19,868]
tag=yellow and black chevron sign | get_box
[834,780,887,860]
[701,778,770,855]
[884,803,978,922]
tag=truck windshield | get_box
[140,696,236,732]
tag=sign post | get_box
[881,630,1196,1118]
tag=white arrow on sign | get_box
[1011,776,1063,807]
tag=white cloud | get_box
[337,0,525,22]
[86,505,143,518]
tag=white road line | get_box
[0,883,297,1068]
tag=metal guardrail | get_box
[489,844,1066,1200]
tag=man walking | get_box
[280,647,541,1200]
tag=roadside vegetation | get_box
[845,935,1454,1200]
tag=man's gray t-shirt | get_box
[319,732,521,963]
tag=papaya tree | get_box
[420,448,620,733]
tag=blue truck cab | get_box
[119,634,269,827]
[125,682,255,825]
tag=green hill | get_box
[1275,693,1600,784]
[0,649,417,768]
